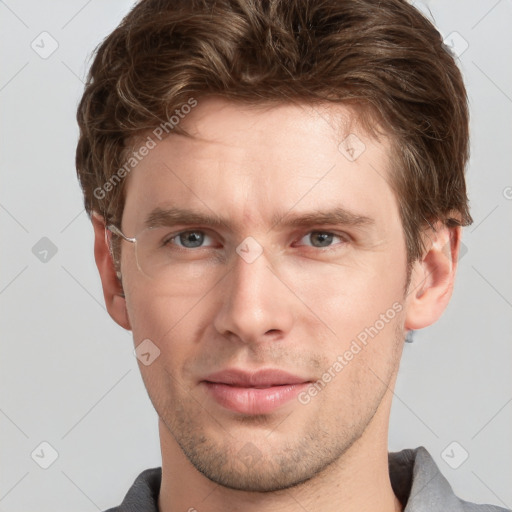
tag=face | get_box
[118,98,411,491]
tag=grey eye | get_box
[308,232,335,247]
[176,231,205,248]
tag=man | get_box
[75,0,509,510]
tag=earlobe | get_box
[404,223,461,331]
[92,212,132,331]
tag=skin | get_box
[92,97,461,512]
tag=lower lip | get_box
[202,381,309,415]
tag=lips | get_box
[202,368,311,415]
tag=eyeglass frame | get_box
[106,223,206,279]
[105,224,137,278]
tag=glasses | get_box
[107,224,228,285]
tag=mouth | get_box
[201,368,312,415]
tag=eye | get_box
[296,231,348,249]
[166,230,215,249]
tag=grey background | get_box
[0,0,511,510]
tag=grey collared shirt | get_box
[104,446,510,511]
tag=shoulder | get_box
[102,467,162,512]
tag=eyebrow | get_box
[144,206,374,231]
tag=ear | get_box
[404,223,461,331]
[92,212,131,331]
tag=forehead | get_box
[121,97,398,234]
[151,97,385,155]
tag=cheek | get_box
[311,298,406,415]
[126,289,199,347]
[124,280,216,396]
[293,253,406,336]
[125,293,200,406]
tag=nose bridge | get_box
[213,240,294,343]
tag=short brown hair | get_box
[76,0,472,265]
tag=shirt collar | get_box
[389,446,466,511]
[113,446,475,512]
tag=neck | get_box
[157,389,402,512]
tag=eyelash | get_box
[164,229,350,252]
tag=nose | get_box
[213,243,295,345]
